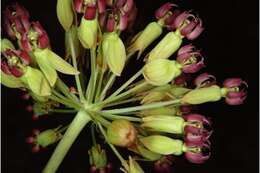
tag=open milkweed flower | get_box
[176,44,205,73]
[102,32,126,76]
[221,78,248,105]
[194,73,216,88]
[143,59,182,86]
[107,120,137,147]
[3,3,30,40]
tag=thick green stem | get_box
[43,110,91,173]
[69,32,85,102]
[102,99,181,114]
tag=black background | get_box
[1,0,259,173]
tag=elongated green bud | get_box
[181,85,222,104]
[56,0,74,31]
[107,120,137,147]
[1,38,15,52]
[102,32,126,76]
[136,143,162,161]
[78,18,98,49]
[142,115,185,134]
[36,128,62,147]
[143,59,182,86]
[128,22,163,58]
[147,31,182,62]
[140,135,184,155]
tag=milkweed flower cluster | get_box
[2,1,247,173]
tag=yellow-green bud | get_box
[78,17,98,49]
[36,129,62,147]
[170,87,191,97]
[143,59,182,86]
[1,38,15,52]
[129,157,145,173]
[56,0,73,31]
[136,143,162,161]
[102,32,126,76]
[181,85,222,104]
[140,135,183,155]
[127,22,163,58]
[139,107,177,116]
[141,91,171,104]
[142,115,185,134]
[147,31,182,62]
[88,144,107,169]
[107,120,137,147]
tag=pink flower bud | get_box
[184,142,211,164]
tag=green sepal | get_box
[56,0,73,31]
[34,49,58,86]
[1,70,25,88]
[78,18,98,49]
[140,135,183,155]
[136,144,162,161]
[129,157,145,173]
[1,38,15,52]
[21,66,51,96]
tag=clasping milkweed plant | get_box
[1,0,248,173]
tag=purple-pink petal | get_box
[194,73,216,88]
[17,50,31,65]
[155,2,175,19]
[223,78,243,88]
[84,5,97,20]
[186,23,204,40]
[106,15,115,32]
[97,0,106,13]
[118,14,128,31]
[10,66,23,77]
[73,0,83,13]
[21,32,32,52]
[225,96,246,105]
[177,44,195,56]
[185,151,210,164]
[173,11,189,29]
[1,61,12,75]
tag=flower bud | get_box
[89,144,108,169]
[194,73,216,88]
[142,115,185,134]
[140,135,183,155]
[20,66,51,96]
[127,22,163,58]
[1,38,15,52]
[102,32,126,76]
[147,31,182,62]
[107,120,137,147]
[129,157,145,173]
[33,48,79,86]
[143,59,182,86]
[170,87,191,97]
[141,91,172,104]
[57,0,74,31]
[181,85,222,105]
[36,129,62,147]
[78,17,98,48]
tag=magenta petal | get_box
[15,3,29,18]
[32,22,45,35]
[116,0,126,8]
[184,114,211,126]
[97,0,106,13]
[20,15,31,32]
[126,5,137,31]
[173,11,189,29]
[227,91,247,98]
[73,0,83,13]
[177,44,195,56]
[194,73,216,88]
[18,50,31,65]
[181,19,198,36]
[1,61,12,75]
[84,5,97,20]
[185,151,210,164]
[106,15,115,32]
[223,78,243,88]
[98,13,107,29]
[225,97,245,105]
[155,2,175,19]
[186,22,204,40]
[118,14,128,31]
[38,34,50,49]
[122,0,134,13]
[10,66,23,77]
[21,32,32,52]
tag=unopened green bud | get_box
[21,66,51,96]
[143,59,182,86]
[128,22,163,58]
[107,120,137,147]
[88,144,107,169]
[136,143,162,161]
[78,17,98,49]
[142,115,184,134]
[1,70,25,88]
[170,87,191,97]
[147,31,182,62]
[1,38,15,52]
[140,135,183,155]
[129,157,145,173]
[139,107,177,116]
[141,91,170,104]
[57,0,73,31]
[34,48,79,86]
[36,128,62,147]
[102,32,126,76]
[181,85,222,104]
